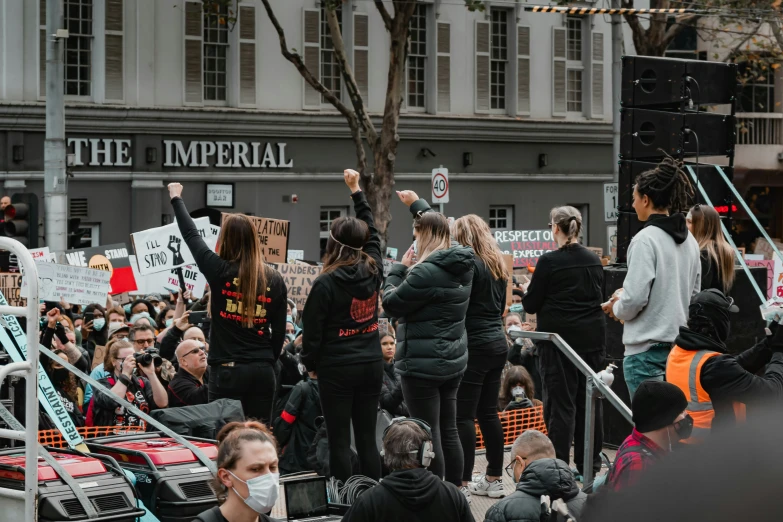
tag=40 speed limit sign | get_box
[431,167,449,204]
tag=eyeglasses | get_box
[504,456,527,479]
[183,346,205,358]
[133,338,155,346]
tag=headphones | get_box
[380,417,436,468]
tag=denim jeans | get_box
[623,343,673,400]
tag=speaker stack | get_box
[617,56,738,262]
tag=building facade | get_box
[0,0,616,258]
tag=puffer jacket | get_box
[382,245,474,381]
[484,458,587,522]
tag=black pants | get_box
[318,360,383,482]
[454,352,506,484]
[401,375,462,482]
[209,361,276,424]
[539,342,605,475]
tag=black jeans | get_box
[401,375,462,482]
[318,360,383,481]
[454,352,506,484]
[539,342,605,475]
[209,361,276,424]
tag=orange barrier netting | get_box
[39,426,145,448]
[475,406,547,450]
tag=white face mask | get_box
[512,386,526,399]
[228,470,279,514]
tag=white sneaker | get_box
[459,486,472,504]
[469,476,505,498]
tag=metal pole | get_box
[45,0,68,252]
[582,377,598,487]
[611,0,622,183]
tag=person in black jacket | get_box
[342,419,475,522]
[168,183,287,424]
[167,339,209,408]
[382,205,474,484]
[379,324,407,416]
[521,205,606,477]
[301,169,384,481]
[686,204,736,294]
[272,372,321,475]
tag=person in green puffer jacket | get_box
[382,209,474,484]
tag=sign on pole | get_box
[432,167,449,204]
[604,182,619,222]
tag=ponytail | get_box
[550,206,582,247]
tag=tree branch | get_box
[661,14,701,50]
[374,0,393,32]
[259,0,353,121]
[718,21,763,62]
[325,7,379,146]
[770,17,783,50]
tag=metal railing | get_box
[516,330,632,487]
[0,238,40,521]
[736,112,783,145]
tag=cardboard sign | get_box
[92,345,107,370]
[223,214,289,263]
[62,243,137,294]
[131,217,211,275]
[504,254,514,307]
[29,263,112,306]
[747,259,775,299]
[0,273,25,307]
[272,263,322,309]
[162,265,208,299]
[494,230,558,268]
[586,246,604,257]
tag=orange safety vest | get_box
[665,345,746,444]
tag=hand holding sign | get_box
[168,182,183,200]
[344,169,361,193]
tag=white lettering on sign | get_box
[67,138,133,167]
[163,140,294,169]
[206,184,234,208]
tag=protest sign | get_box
[224,214,289,263]
[62,243,137,294]
[775,258,783,299]
[0,273,25,306]
[30,263,112,306]
[747,259,775,299]
[272,263,322,309]
[29,247,55,262]
[494,230,558,268]
[131,217,211,275]
[287,250,304,264]
[386,247,398,260]
[383,259,394,278]
[162,265,208,298]
[206,224,220,251]
[586,247,604,257]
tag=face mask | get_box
[673,414,694,440]
[123,304,132,314]
[511,386,526,401]
[92,318,106,331]
[285,333,296,343]
[228,470,279,514]
[52,368,70,383]
[509,303,524,314]
[165,318,173,328]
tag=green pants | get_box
[623,343,673,400]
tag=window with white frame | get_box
[566,16,583,113]
[321,5,342,103]
[489,206,513,231]
[203,3,229,102]
[64,0,93,97]
[320,207,349,258]
[490,9,508,111]
[407,4,428,109]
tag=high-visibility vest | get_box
[665,345,746,444]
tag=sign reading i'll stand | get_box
[0,289,87,451]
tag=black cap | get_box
[691,288,739,314]
[632,381,687,432]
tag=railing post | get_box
[583,376,597,487]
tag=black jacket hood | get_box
[644,213,689,244]
[424,244,475,277]
[516,458,581,501]
[380,468,443,509]
[329,261,381,300]
[675,326,728,354]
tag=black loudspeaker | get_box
[621,109,736,161]
[603,266,630,360]
[622,56,737,108]
[616,213,643,264]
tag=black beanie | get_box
[632,381,688,432]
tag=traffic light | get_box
[4,193,39,248]
[67,218,91,250]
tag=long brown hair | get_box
[499,365,536,411]
[213,421,277,502]
[689,204,736,291]
[453,215,508,281]
[414,212,451,262]
[218,215,269,327]
[322,216,378,276]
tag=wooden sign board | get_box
[223,214,289,264]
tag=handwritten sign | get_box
[162,265,208,298]
[131,217,211,275]
[30,247,55,262]
[747,260,775,299]
[0,273,25,307]
[272,263,322,309]
[223,214,289,263]
[494,230,558,268]
[62,243,137,294]
[31,263,112,306]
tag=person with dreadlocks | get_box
[665,289,783,443]
[602,155,701,399]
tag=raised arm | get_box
[344,170,382,268]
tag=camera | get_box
[134,347,162,368]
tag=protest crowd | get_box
[10,160,783,522]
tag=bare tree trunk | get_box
[622,0,700,56]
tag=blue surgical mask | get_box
[165,318,173,327]
[123,304,131,314]
[92,318,106,332]
[509,304,524,314]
